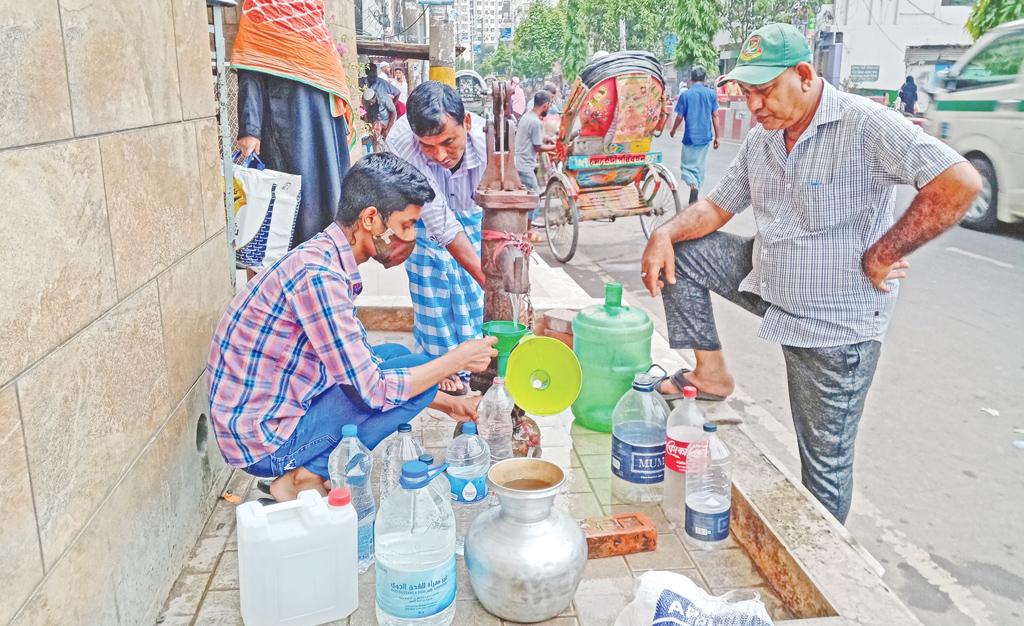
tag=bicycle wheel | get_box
[639,166,682,238]
[544,178,580,263]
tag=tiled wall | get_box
[0,1,236,622]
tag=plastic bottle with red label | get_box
[663,386,705,526]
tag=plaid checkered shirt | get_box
[207,223,414,467]
[707,81,965,347]
[387,114,487,356]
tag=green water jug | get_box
[572,282,653,433]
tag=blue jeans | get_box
[661,232,881,523]
[245,344,437,480]
[518,167,543,222]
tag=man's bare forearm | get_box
[866,162,981,264]
[447,231,486,287]
[659,198,733,244]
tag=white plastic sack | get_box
[615,570,774,626]
[233,158,300,269]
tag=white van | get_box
[926,19,1024,231]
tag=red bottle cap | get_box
[682,386,698,399]
[327,487,351,507]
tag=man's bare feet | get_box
[439,374,465,394]
[269,466,329,502]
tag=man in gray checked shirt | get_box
[641,23,982,523]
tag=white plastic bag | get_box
[615,570,774,626]
[232,154,300,269]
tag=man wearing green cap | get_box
[640,23,981,523]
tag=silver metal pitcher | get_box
[464,458,588,623]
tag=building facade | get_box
[821,0,975,102]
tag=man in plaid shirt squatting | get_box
[208,154,498,502]
[641,23,982,523]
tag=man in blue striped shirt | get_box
[388,82,488,394]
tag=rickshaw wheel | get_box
[639,167,682,238]
[543,178,579,263]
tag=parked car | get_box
[925,19,1024,231]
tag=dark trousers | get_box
[661,231,881,522]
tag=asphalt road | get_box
[537,132,1024,626]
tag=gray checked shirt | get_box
[707,81,965,348]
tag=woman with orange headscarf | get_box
[232,0,355,247]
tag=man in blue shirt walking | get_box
[670,66,721,204]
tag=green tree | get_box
[966,0,1024,39]
[480,42,515,76]
[511,2,568,79]
[562,0,589,79]
[674,0,720,69]
[719,1,821,45]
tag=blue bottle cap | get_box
[703,422,717,433]
[418,454,434,464]
[398,423,412,433]
[402,460,428,478]
[342,424,358,438]
[462,422,478,435]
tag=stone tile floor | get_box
[160,403,794,626]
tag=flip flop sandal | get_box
[661,368,728,402]
[256,480,272,496]
[257,497,278,506]
[439,374,468,397]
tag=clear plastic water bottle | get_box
[684,423,733,550]
[419,454,450,500]
[380,423,424,502]
[376,460,457,626]
[477,378,514,464]
[610,370,670,504]
[664,386,705,526]
[445,422,491,555]
[328,424,376,573]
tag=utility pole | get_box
[618,18,626,51]
[428,5,456,86]
[403,0,423,91]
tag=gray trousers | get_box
[662,231,881,523]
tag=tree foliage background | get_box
[479,0,816,80]
[966,0,1024,39]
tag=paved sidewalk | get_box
[158,352,793,625]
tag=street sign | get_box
[473,43,482,54]
[664,34,678,58]
[849,64,880,82]
[500,27,512,41]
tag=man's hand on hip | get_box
[862,248,909,292]
[640,230,677,297]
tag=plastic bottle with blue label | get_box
[684,423,733,549]
[610,368,670,504]
[328,424,376,573]
[445,422,491,555]
[376,460,457,626]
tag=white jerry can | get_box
[236,488,358,626]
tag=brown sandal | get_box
[660,368,727,402]
[439,374,468,397]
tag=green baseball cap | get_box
[719,23,812,86]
